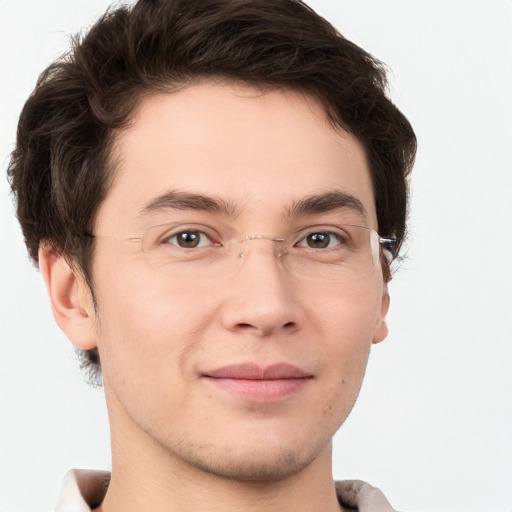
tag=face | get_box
[73,82,389,480]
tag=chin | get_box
[170,423,334,483]
[186,445,316,482]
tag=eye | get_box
[165,230,214,249]
[297,231,346,249]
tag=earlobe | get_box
[372,285,390,345]
[39,245,97,351]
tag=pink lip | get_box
[203,363,312,401]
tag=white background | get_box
[1,1,511,511]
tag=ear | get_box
[39,245,97,351]
[372,283,390,345]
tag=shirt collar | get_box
[55,469,109,512]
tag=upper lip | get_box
[204,363,311,380]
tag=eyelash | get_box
[162,230,219,248]
[160,228,350,250]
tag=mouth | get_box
[202,363,313,401]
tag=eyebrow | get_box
[138,189,367,222]
[138,190,240,218]
[286,191,368,221]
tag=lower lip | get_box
[204,377,310,401]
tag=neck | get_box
[98,397,343,512]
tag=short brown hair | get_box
[8,0,416,380]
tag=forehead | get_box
[98,82,376,232]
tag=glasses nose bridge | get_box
[238,234,287,260]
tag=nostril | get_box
[234,321,296,334]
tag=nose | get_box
[220,237,300,337]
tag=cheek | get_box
[92,262,221,388]
[303,275,384,339]
[303,279,383,380]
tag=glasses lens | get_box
[284,225,379,281]
[140,223,381,282]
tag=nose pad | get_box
[237,235,286,261]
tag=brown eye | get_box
[306,232,331,248]
[168,231,210,248]
[296,231,347,250]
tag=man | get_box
[8,0,416,510]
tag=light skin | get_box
[40,82,390,512]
